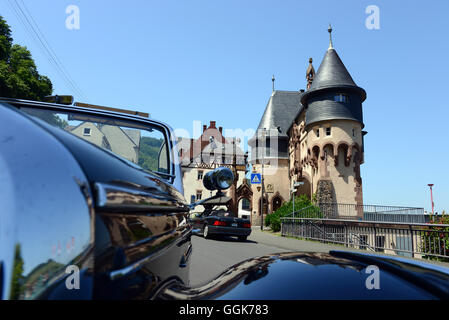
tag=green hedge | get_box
[421,211,449,262]
[265,195,321,232]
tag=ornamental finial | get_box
[328,24,333,49]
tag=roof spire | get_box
[328,23,333,50]
[306,57,315,90]
[272,74,275,92]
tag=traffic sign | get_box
[250,173,261,184]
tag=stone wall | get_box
[316,179,337,218]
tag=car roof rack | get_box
[74,102,150,118]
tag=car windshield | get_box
[209,209,230,217]
[20,107,170,176]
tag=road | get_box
[188,230,289,286]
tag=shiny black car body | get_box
[191,209,252,241]
[0,98,191,299]
[158,251,449,300]
[1,97,449,300]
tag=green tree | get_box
[0,15,52,100]
[138,136,163,172]
[265,194,321,232]
[9,243,25,299]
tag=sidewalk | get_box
[249,227,449,268]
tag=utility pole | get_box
[428,184,434,215]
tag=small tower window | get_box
[326,127,331,136]
[197,170,203,180]
[83,128,91,136]
[334,94,349,103]
[352,128,356,137]
[316,129,320,137]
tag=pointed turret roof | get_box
[301,48,366,104]
[310,48,357,89]
[301,25,366,105]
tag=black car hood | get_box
[157,251,449,300]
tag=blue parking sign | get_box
[251,173,261,184]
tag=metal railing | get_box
[281,217,449,260]
[287,203,429,223]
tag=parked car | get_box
[1,97,449,300]
[190,207,252,241]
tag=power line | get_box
[13,0,86,100]
[6,0,87,101]
[18,0,87,100]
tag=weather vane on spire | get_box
[328,23,333,49]
[272,74,275,92]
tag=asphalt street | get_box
[188,227,353,286]
[189,228,449,287]
[189,230,288,286]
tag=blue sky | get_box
[1,0,448,212]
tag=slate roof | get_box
[301,48,366,104]
[256,90,304,137]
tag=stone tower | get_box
[297,27,367,217]
[248,91,301,226]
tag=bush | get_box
[421,211,449,262]
[265,195,321,232]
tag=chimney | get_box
[210,121,216,128]
[203,125,207,132]
[219,127,223,134]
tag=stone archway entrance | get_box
[236,179,253,218]
[295,176,312,200]
[271,192,283,212]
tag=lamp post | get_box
[260,128,266,230]
[428,184,434,215]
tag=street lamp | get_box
[428,184,434,215]
[260,128,266,230]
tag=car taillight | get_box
[213,221,226,226]
[243,223,251,228]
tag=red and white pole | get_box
[428,184,434,214]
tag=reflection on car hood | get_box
[157,251,449,300]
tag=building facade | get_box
[178,121,252,218]
[249,28,367,225]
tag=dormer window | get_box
[334,94,349,103]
